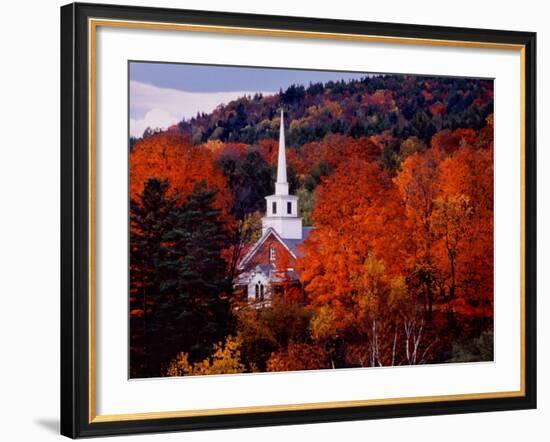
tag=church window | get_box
[255,282,265,301]
[287,201,292,214]
[272,201,277,214]
[270,247,276,262]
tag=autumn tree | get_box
[394,149,442,319]
[298,158,408,315]
[434,145,494,322]
[130,132,232,217]
[298,134,381,175]
[166,336,245,376]
[236,297,312,371]
[346,258,436,367]
[267,342,328,372]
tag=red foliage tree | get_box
[298,158,408,322]
[130,132,233,220]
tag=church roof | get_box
[280,227,314,257]
[237,226,314,270]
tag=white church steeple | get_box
[275,110,289,195]
[261,110,303,240]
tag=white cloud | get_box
[129,81,274,138]
[130,108,175,140]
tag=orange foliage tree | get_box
[435,145,494,318]
[395,141,493,321]
[130,132,233,219]
[298,158,408,326]
[394,149,442,317]
[297,121,494,366]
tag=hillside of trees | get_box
[134,74,493,149]
[129,74,494,378]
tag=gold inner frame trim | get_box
[88,17,527,424]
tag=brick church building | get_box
[234,111,312,305]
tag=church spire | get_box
[262,109,302,239]
[275,109,289,195]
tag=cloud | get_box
[130,109,176,140]
[129,81,274,138]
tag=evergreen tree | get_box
[129,178,177,377]
[151,181,234,373]
[219,149,274,219]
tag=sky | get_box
[129,62,370,138]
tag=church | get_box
[234,111,312,305]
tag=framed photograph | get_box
[60,2,537,438]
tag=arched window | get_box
[287,201,292,214]
[255,282,265,301]
[254,281,265,301]
[272,201,277,214]
[270,246,276,262]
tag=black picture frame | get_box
[61,2,537,438]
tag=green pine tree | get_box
[129,178,177,378]
[152,180,234,374]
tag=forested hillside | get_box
[154,74,494,147]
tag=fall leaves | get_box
[296,120,494,367]
[129,99,494,376]
[130,132,233,219]
[300,127,494,319]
